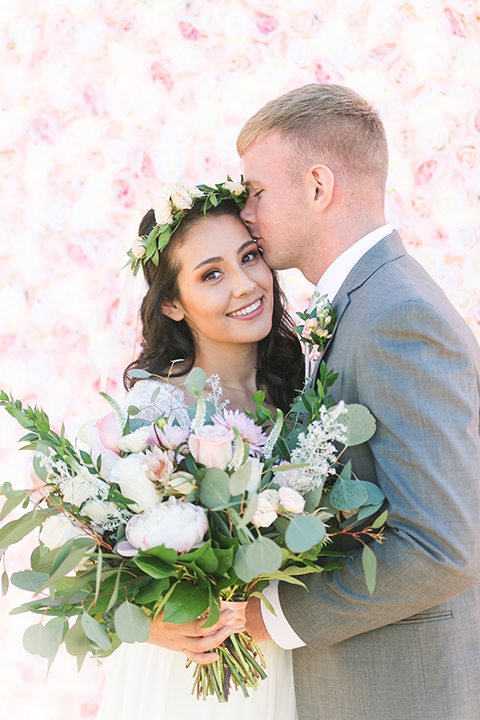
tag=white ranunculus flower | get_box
[126,498,208,553]
[252,490,280,528]
[279,486,305,514]
[82,500,119,525]
[223,181,246,196]
[110,453,162,512]
[117,425,152,453]
[152,194,173,226]
[40,515,89,551]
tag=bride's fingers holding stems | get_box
[147,608,245,664]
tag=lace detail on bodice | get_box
[124,380,191,430]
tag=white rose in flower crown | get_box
[40,515,89,551]
[126,498,208,553]
[223,181,246,196]
[252,490,280,528]
[188,185,204,198]
[169,183,194,211]
[152,194,173,226]
[117,425,153,453]
[110,454,162,512]
[132,236,146,259]
[279,486,305,514]
[188,425,234,470]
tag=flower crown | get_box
[126,178,249,276]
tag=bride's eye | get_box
[242,250,258,264]
[253,189,263,198]
[202,269,222,282]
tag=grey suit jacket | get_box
[280,231,480,720]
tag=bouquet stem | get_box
[187,632,266,702]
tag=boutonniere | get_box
[295,293,335,378]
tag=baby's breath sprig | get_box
[126,178,249,277]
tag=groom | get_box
[236,84,480,720]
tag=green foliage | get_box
[114,601,151,643]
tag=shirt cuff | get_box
[260,580,306,650]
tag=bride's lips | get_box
[227,296,265,320]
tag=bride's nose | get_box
[232,267,257,297]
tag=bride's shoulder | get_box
[125,379,189,428]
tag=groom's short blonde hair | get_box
[237,84,388,188]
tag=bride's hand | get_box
[147,608,244,665]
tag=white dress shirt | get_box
[262,224,393,650]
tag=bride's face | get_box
[162,213,274,349]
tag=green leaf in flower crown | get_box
[362,544,377,596]
[11,570,50,593]
[65,617,91,657]
[114,601,151,643]
[200,468,231,508]
[342,404,376,447]
[81,613,112,651]
[285,515,327,553]
[233,545,256,583]
[228,461,253,496]
[23,623,60,659]
[330,476,369,512]
[163,582,209,624]
[184,367,207,393]
[246,537,282,576]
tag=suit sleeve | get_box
[279,299,480,650]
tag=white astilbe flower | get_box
[34,453,109,502]
[190,393,206,431]
[287,402,348,494]
[206,374,230,412]
[262,409,284,460]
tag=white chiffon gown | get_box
[96,380,297,720]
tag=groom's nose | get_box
[240,196,256,228]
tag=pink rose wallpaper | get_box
[0,1,479,717]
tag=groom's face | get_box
[240,132,311,272]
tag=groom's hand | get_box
[147,608,244,664]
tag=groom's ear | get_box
[309,165,334,214]
[161,298,185,322]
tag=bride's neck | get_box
[194,342,259,410]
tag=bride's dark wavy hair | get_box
[124,200,304,412]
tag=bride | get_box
[97,182,303,720]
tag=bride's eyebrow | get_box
[192,241,256,271]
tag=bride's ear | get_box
[161,298,185,322]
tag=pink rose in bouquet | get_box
[188,425,234,469]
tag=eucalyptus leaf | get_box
[200,468,231,508]
[0,489,29,521]
[304,486,323,514]
[330,477,368,512]
[114,601,151,643]
[65,618,90,657]
[236,493,258,530]
[38,542,96,593]
[127,369,153,379]
[362,544,377,596]
[2,570,8,596]
[355,503,383,523]
[0,508,51,546]
[370,509,388,530]
[233,545,255,583]
[81,613,112,651]
[23,623,59,659]
[343,404,376,447]
[250,591,276,615]
[285,515,327,553]
[163,582,209,624]
[184,367,206,393]
[45,616,67,643]
[11,570,49,592]
[246,537,282,576]
[361,481,385,506]
[228,462,253,496]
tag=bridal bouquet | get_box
[0,365,386,702]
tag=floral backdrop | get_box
[0,0,479,717]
